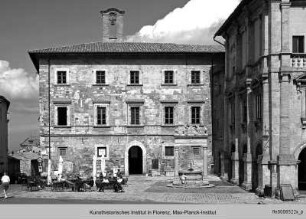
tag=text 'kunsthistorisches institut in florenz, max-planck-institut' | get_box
[27,0,306,197]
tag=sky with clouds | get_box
[0,0,240,151]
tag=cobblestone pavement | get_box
[3,175,305,204]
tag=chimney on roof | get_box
[100,8,125,42]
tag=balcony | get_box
[291,54,306,68]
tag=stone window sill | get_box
[187,84,204,86]
[126,125,145,128]
[92,84,109,87]
[127,84,143,87]
[93,126,111,128]
[54,84,71,87]
[161,84,177,86]
[161,125,177,127]
[163,156,175,159]
[54,126,72,128]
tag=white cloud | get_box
[126,0,240,44]
[0,60,38,99]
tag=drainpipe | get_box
[47,57,52,185]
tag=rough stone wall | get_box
[39,53,220,176]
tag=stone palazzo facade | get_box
[29,41,224,177]
[213,0,306,195]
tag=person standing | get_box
[1,172,10,199]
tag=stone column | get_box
[231,138,239,184]
[242,79,252,190]
[256,75,270,195]
[202,145,209,184]
[174,147,179,176]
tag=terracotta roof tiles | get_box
[28,42,224,54]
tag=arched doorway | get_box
[298,148,306,190]
[128,146,143,174]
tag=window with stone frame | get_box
[97,146,107,158]
[164,106,174,125]
[191,106,201,124]
[57,106,68,126]
[130,106,140,125]
[97,106,107,125]
[96,70,106,84]
[130,71,140,85]
[192,146,200,156]
[191,71,201,84]
[255,94,262,120]
[164,70,174,84]
[58,147,67,156]
[57,71,67,84]
[293,36,305,53]
[127,101,144,126]
[165,146,174,156]
[94,103,109,126]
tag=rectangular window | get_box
[242,100,247,123]
[164,71,174,84]
[230,102,235,125]
[191,106,201,124]
[191,71,201,84]
[130,71,140,84]
[57,71,67,84]
[293,36,304,53]
[97,106,107,125]
[193,147,200,155]
[165,146,174,156]
[131,106,140,125]
[256,94,262,120]
[96,71,105,84]
[57,107,67,126]
[164,106,174,124]
[97,147,107,158]
[152,159,159,169]
[58,147,67,156]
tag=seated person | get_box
[75,175,83,192]
[113,170,124,193]
[180,174,187,184]
[116,170,123,183]
[113,179,124,192]
[96,173,105,192]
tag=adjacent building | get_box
[9,136,41,177]
[29,8,225,177]
[214,0,306,195]
[0,95,10,174]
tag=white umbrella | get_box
[58,156,63,181]
[93,155,97,187]
[101,157,106,173]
